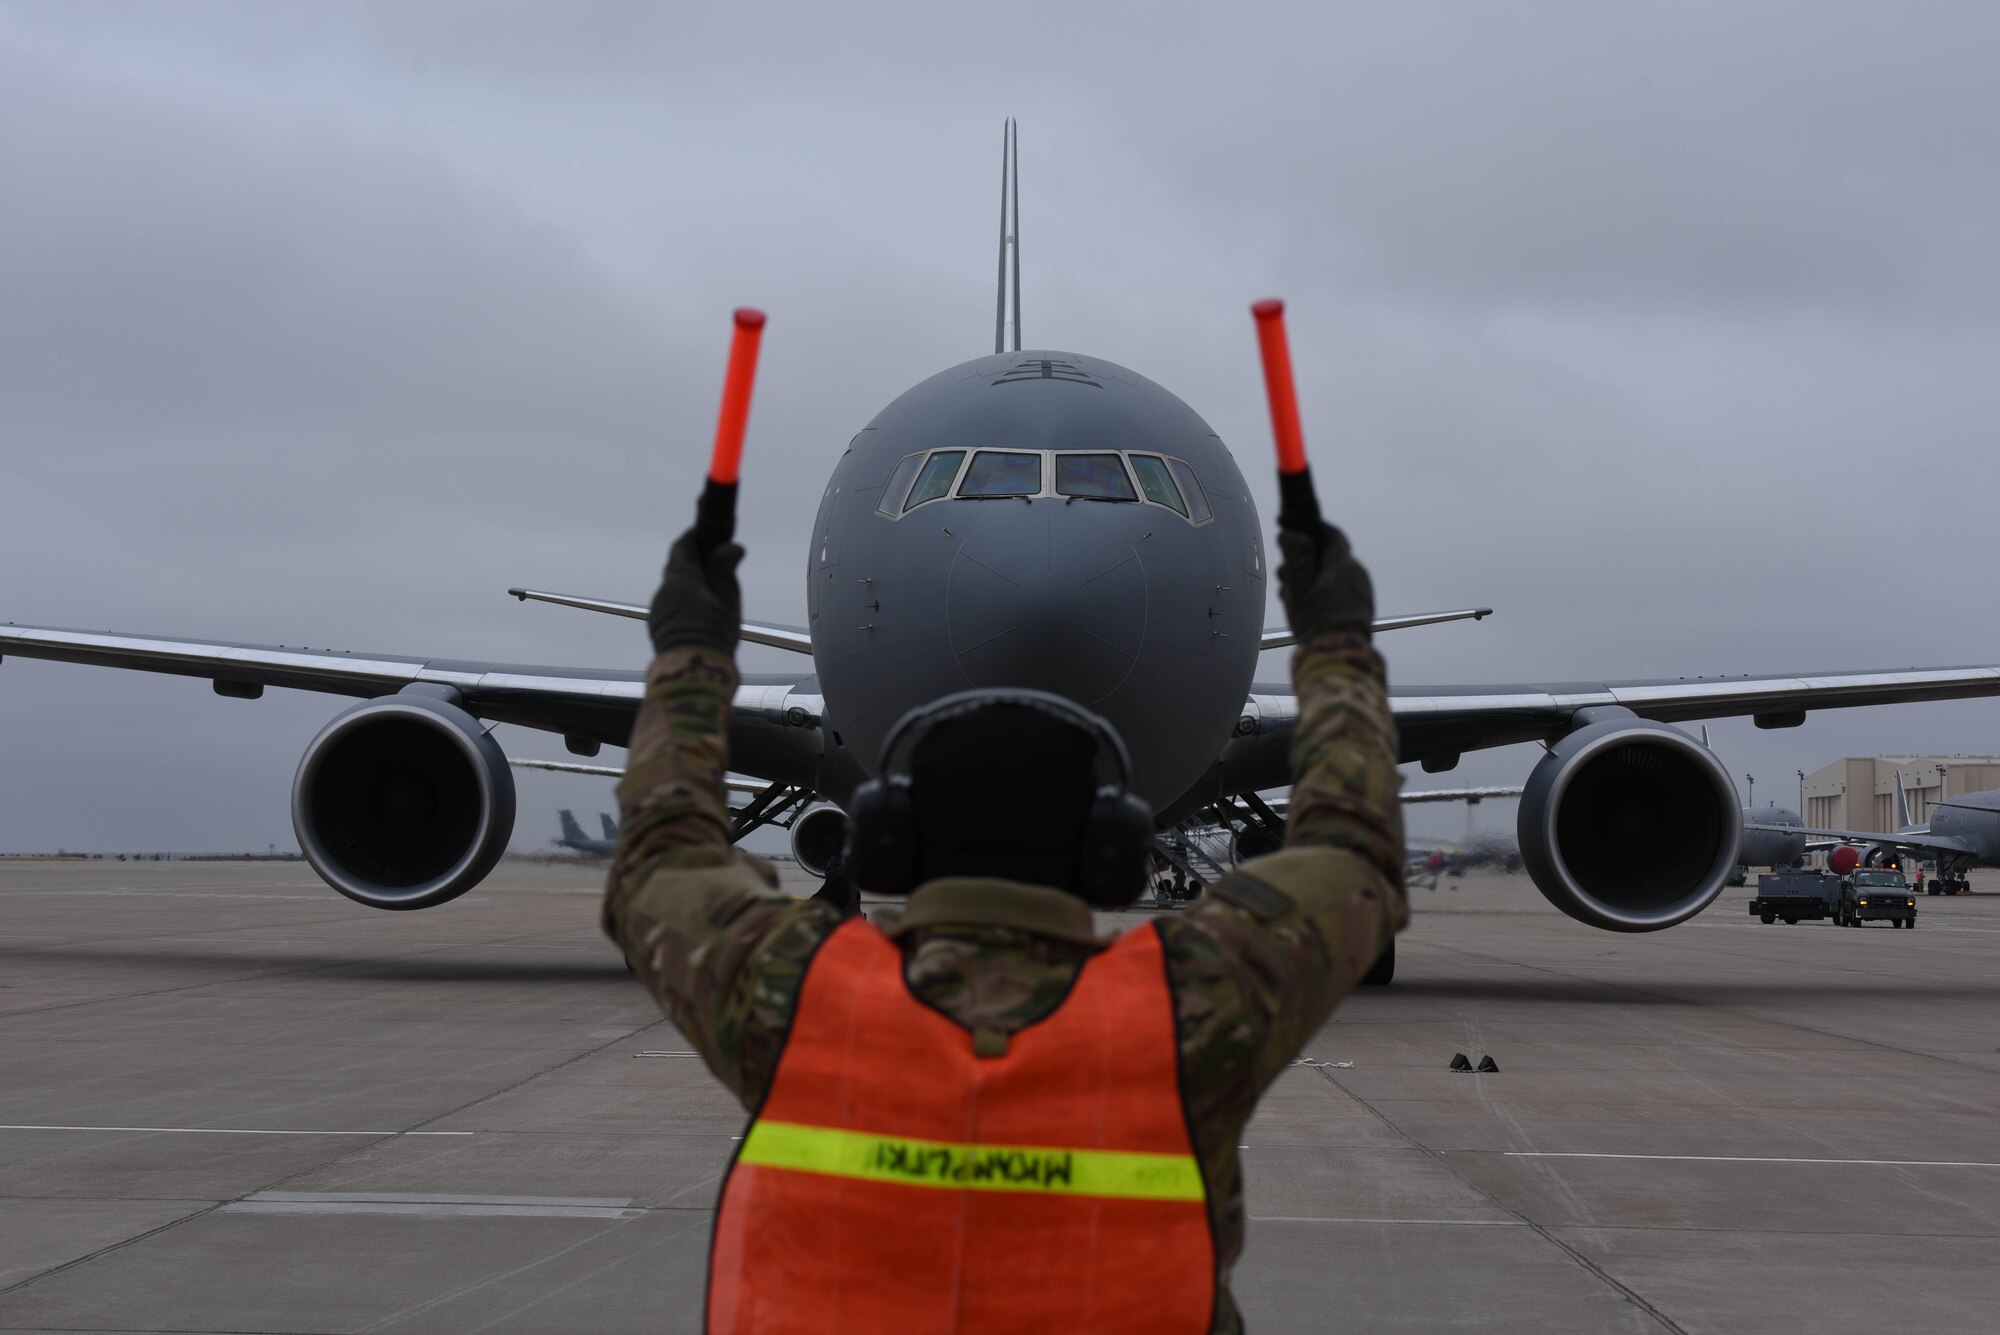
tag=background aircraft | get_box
[8,129,2000,981]
[1751,772,1996,894]
[552,809,617,859]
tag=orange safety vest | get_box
[708,916,1215,1334]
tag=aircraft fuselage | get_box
[806,350,1264,822]
[1929,793,2000,868]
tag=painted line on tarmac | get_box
[224,1191,641,1220]
[1251,1216,1526,1226]
[0,1123,474,1137]
[1507,1152,2000,1169]
[0,889,324,900]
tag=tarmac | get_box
[4,858,1999,1334]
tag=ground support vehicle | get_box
[1748,870,1840,925]
[1838,870,1917,929]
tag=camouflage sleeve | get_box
[1155,630,1408,1262]
[1281,629,1405,883]
[602,645,841,1108]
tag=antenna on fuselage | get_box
[993,118,1021,354]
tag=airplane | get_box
[1750,770,1995,895]
[1725,808,1810,885]
[8,123,2000,982]
[553,809,618,859]
[520,754,1520,900]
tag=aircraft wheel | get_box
[1360,938,1395,987]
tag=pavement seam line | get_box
[1419,936,2000,1082]
[244,1014,680,1202]
[1299,1059,1690,1335]
[0,916,665,1305]
[0,924,592,1023]
[0,1202,217,1300]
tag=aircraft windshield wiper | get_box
[1065,494,1139,504]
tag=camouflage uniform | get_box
[605,631,1405,1334]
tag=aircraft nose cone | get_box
[947,508,1145,705]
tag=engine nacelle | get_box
[1517,709,1742,932]
[791,804,848,879]
[292,689,516,910]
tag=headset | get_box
[843,688,1156,907]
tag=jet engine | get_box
[1516,709,1742,932]
[791,804,848,879]
[291,689,516,910]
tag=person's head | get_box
[843,689,1154,906]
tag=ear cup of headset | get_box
[1075,791,1155,908]
[843,777,916,896]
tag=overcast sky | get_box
[4,1,1999,857]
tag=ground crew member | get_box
[605,515,1406,1333]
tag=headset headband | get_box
[875,688,1133,793]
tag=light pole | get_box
[1797,769,1805,821]
[1938,763,1949,814]
[1745,774,1754,809]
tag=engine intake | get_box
[1517,710,1741,932]
[791,805,848,879]
[292,689,515,910]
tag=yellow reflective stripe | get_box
[738,1120,1205,1202]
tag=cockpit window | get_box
[958,450,1042,497]
[1128,455,1187,517]
[876,453,924,517]
[1165,458,1212,523]
[904,450,965,511]
[1055,453,1137,501]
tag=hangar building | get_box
[1798,756,2000,833]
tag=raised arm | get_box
[1168,524,1408,1114]
[602,530,838,1106]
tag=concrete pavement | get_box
[3,859,1997,1332]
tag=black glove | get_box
[647,528,745,655]
[1277,522,1374,641]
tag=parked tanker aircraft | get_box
[8,126,2000,977]
[1750,771,2000,894]
[553,810,618,859]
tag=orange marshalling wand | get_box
[694,307,767,549]
[1250,298,1322,531]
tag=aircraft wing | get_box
[1743,821,1978,859]
[509,757,770,797]
[1217,664,2000,796]
[0,623,823,790]
[1399,786,1522,804]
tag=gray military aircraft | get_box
[1750,772,1997,894]
[8,125,2000,974]
[553,810,617,859]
